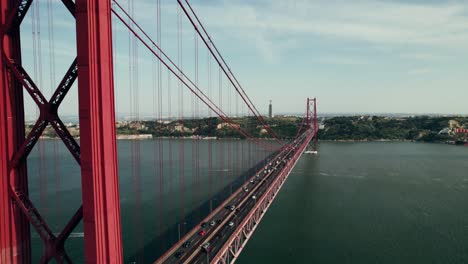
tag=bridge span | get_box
[156,125,317,264]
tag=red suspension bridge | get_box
[0,0,318,263]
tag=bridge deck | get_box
[155,131,313,264]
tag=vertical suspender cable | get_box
[47,0,59,229]
[126,0,134,253]
[195,30,200,222]
[167,70,174,226]
[32,0,48,219]
[227,82,231,193]
[179,0,284,146]
[135,1,143,259]
[155,0,165,251]
[111,2,272,150]
[207,47,213,211]
[158,0,165,250]
[129,1,143,261]
[194,28,201,221]
[128,0,135,258]
[235,86,241,183]
[218,67,224,194]
[177,4,186,237]
[191,30,197,221]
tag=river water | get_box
[27,139,273,263]
[238,142,468,264]
[26,141,468,263]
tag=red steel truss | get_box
[212,130,315,264]
[0,0,123,263]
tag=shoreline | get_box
[35,137,468,146]
[37,136,466,145]
[320,139,413,142]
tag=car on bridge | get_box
[198,230,207,236]
[202,242,211,252]
[182,241,191,248]
[225,205,236,211]
[174,251,183,259]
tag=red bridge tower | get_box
[0,0,123,263]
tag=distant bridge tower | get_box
[268,100,273,118]
[305,97,318,155]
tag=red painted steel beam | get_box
[0,0,31,262]
[75,0,123,262]
[61,0,76,17]
[313,98,318,151]
[5,57,81,166]
[3,0,33,33]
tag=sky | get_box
[20,0,468,119]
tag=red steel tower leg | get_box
[313,98,318,151]
[1,0,122,262]
[76,0,123,262]
[0,1,31,263]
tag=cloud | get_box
[189,0,468,62]
[400,52,455,62]
[408,68,434,75]
[317,56,370,66]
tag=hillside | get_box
[319,116,468,142]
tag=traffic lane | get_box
[168,204,233,262]
[164,137,306,262]
[192,186,267,263]
[207,225,234,262]
[189,207,247,263]
[189,180,271,262]
[191,170,279,263]
[174,185,255,263]
[167,141,303,262]
[161,156,283,263]
[167,173,259,263]
[202,150,296,260]
[179,163,283,263]
[194,222,237,264]
[195,218,241,263]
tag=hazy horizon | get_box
[25,112,468,123]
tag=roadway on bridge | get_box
[156,134,307,264]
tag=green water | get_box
[27,139,273,262]
[27,141,468,263]
[238,142,468,264]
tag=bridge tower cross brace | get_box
[0,0,123,263]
